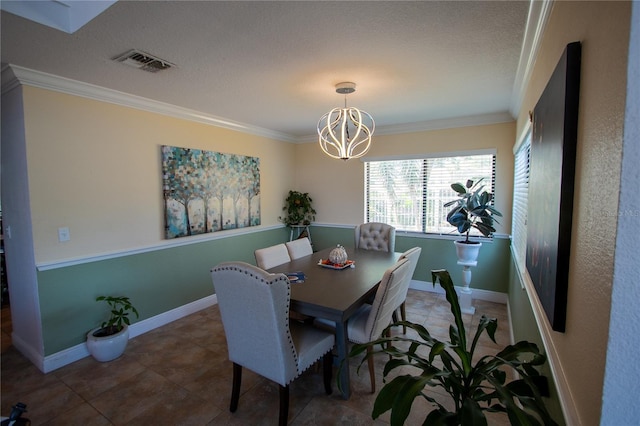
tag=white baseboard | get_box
[409,279,508,304]
[10,333,47,373]
[39,294,218,373]
[36,283,504,373]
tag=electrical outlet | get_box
[58,227,70,242]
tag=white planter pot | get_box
[86,324,130,362]
[454,241,482,263]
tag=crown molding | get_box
[3,57,526,146]
[1,64,297,143]
[510,0,554,118]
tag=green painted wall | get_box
[38,227,288,355]
[311,226,511,292]
[38,225,511,356]
[508,258,565,425]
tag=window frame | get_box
[363,149,498,239]
[511,125,532,287]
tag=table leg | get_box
[335,320,351,399]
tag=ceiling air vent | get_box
[113,49,174,73]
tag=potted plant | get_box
[349,269,557,426]
[444,178,502,263]
[86,295,139,362]
[278,190,316,226]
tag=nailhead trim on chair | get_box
[212,262,301,383]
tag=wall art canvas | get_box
[161,146,260,238]
[526,42,581,332]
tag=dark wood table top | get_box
[269,246,401,323]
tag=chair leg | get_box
[230,362,242,412]
[385,327,393,362]
[366,346,376,394]
[278,384,289,426]
[323,351,333,395]
[400,302,407,334]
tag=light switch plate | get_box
[58,227,70,242]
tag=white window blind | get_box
[512,132,531,273]
[365,153,496,235]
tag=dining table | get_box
[268,245,401,399]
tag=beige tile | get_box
[55,353,146,400]
[205,378,285,425]
[292,393,387,425]
[41,402,111,426]
[88,368,216,424]
[3,378,86,424]
[1,289,513,425]
[186,360,265,410]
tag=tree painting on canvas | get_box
[161,146,260,238]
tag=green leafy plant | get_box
[94,296,139,337]
[278,190,316,226]
[444,178,503,243]
[349,269,557,426]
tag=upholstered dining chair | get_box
[285,237,313,260]
[393,247,422,333]
[354,222,396,252]
[211,262,335,426]
[316,257,412,393]
[254,243,291,270]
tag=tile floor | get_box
[1,289,511,425]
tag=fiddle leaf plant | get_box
[444,178,503,243]
[95,296,139,337]
[349,269,557,426]
[278,190,316,226]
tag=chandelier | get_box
[317,82,375,161]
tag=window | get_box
[511,131,531,277]
[364,152,496,235]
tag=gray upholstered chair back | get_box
[313,257,411,394]
[393,247,422,332]
[354,222,396,252]
[349,257,411,343]
[399,246,421,289]
[212,262,298,385]
[254,243,291,270]
[285,237,313,260]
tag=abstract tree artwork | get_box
[161,145,260,239]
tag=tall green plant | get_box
[278,190,316,226]
[444,178,502,243]
[349,269,557,426]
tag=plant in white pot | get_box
[86,296,139,362]
[444,178,503,263]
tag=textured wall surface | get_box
[513,2,631,424]
[601,2,640,423]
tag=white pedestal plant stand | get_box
[457,260,477,315]
[453,241,481,315]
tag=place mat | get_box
[317,259,354,270]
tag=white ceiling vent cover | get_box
[113,49,175,73]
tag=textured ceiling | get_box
[1,1,530,141]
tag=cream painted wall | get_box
[22,86,295,264]
[514,2,630,424]
[294,122,515,234]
